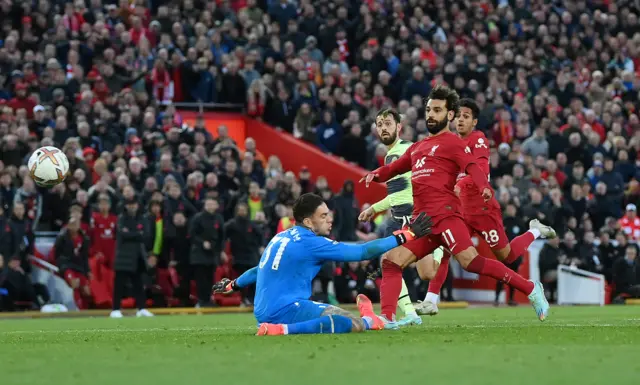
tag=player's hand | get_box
[393,212,433,244]
[358,206,376,222]
[359,172,379,188]
[481,188,492,202]
[212,278,236,295]
[454,185,461,197]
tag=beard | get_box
[426,117,450,135]
[380,131,398,145]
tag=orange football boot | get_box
[256,323,286,336]
[356,294,385,330]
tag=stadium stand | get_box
[1,0,640,311]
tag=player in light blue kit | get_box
[212,193,432,336]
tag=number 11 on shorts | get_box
[442,229,455,247]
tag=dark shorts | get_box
[382,216,412,237]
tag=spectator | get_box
[612,244,640,301]
[224,203,263,304]
[538,237,564,303]
[293,103,316,143]
[521,127,549,159]
[338,124,368,168]
[90,195,118,269]
[619,203,640,241]
[316,110,342,154]
[55,217,92,310]
[13,176,42,230]
[189,198,225,307]
[111,198,152,318]
[164,211,191,306]
[0,171,15,216]
[332,180,358,242]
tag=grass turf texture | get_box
[1,306,639,385]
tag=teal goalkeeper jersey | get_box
[372,140,414,218]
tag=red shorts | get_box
[64,269,89,288]
[465,208,509,250]
[403,215,475,259]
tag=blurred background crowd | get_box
[1,0,640,311]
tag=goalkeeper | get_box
[213,193,433,336]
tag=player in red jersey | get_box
[414,98,557,315]
[90,194,118,269]
[361,86,549,322]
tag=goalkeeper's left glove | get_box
[393,212,433,245]
[212,278,239,294]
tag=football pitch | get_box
[1,306,639,385]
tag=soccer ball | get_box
[28,146,69,188]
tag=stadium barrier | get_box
[557,265,606,306]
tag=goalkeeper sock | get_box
[285,315,354,334]
[380,259,403,320]
[426,254,450,302]
[504,231,537,264]
[398,279,416,317]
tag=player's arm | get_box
[361,145,413,185]
[212,266,258,294]
[371,195,392,213]
[454,142,492,200]
[455,138,490,192]
[312,213,432,262]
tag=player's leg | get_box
[415,247,448,315]
[502,219,557,263]
[380,217,420,323]
[443,218,549,321]
[396,278,422,326]
[380,237,436,321]
[256,301,378,336]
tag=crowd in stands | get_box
[2,0,640,310]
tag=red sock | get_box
[504,231,536,264]
[380,259,403,320]
[467,255,534,294]
[427,254,451,294]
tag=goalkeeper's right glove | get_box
[212,278,239,294]
[393,212,433,245]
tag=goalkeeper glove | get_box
[393,212,433,245]
[212,278,239,295]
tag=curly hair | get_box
[425,85,460,119]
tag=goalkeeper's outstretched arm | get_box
[212,266,258,294]
[312,213,432,262]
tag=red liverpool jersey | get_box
[90,212,118,263]
[456,130,501,215]
[375,131,487,224]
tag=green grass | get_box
[1,306,639,385]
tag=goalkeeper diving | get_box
[213,193,433,335]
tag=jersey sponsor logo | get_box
[475,138,487,149]
[412,168,435,177]
[428,145,439,156]
[415,157,427,168]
